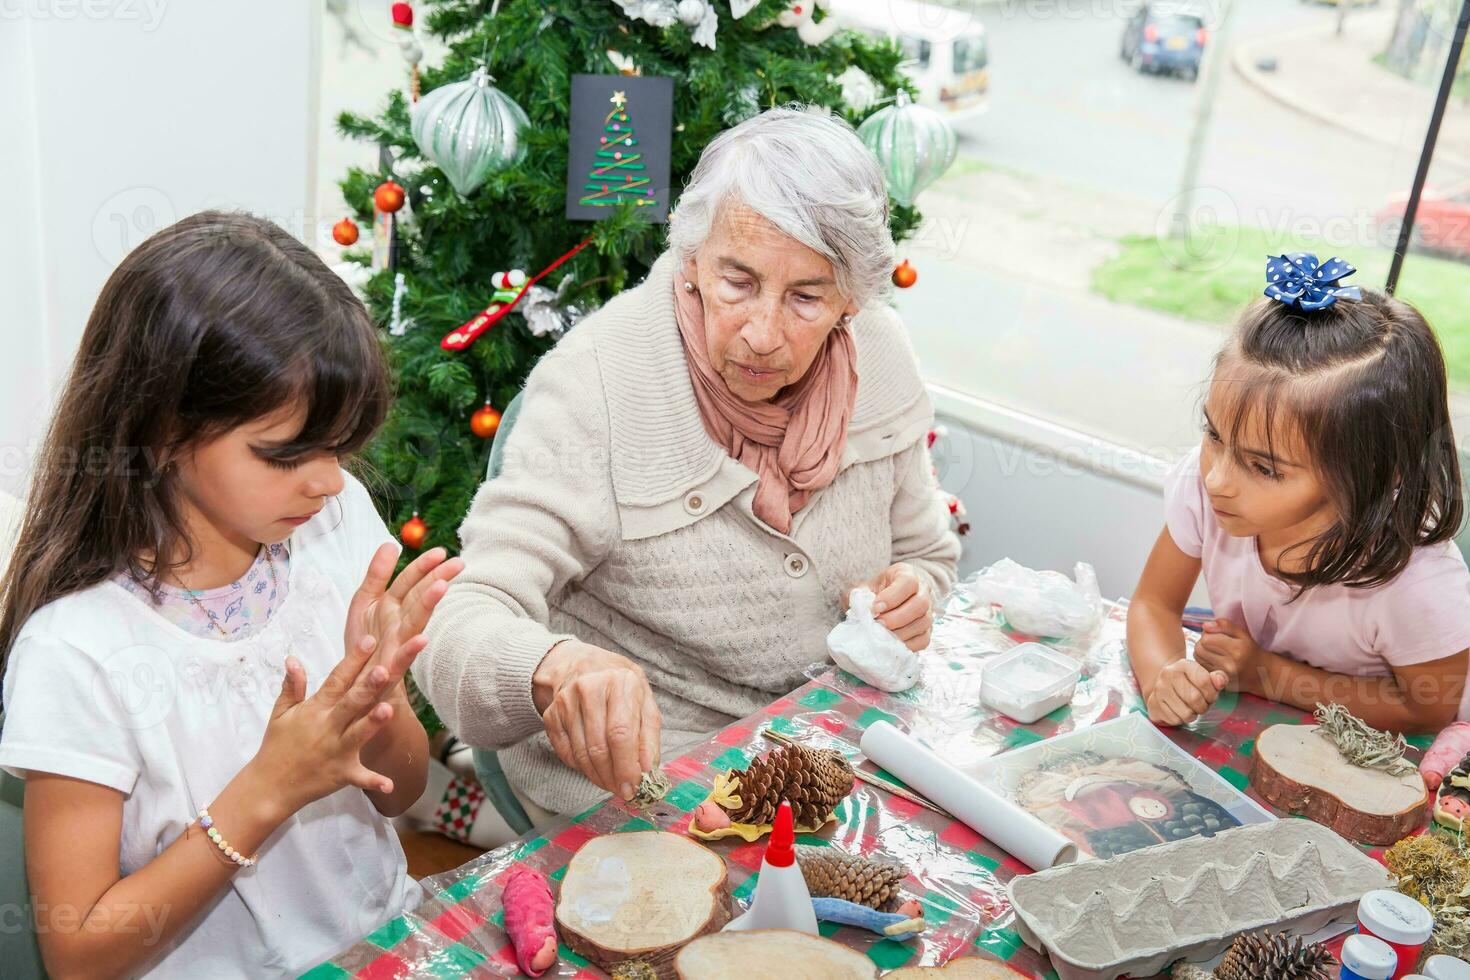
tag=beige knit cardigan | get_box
[414,252,961,814]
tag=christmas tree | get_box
[334,0,922,731]
[580,90,655,209]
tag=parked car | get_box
[837,0,990,120]
[1375,180,1470,258]
[1119,3,1208,81]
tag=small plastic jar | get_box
[1424,955,1470,980]
[1341,933,1403,980]
[1357,890,1436,979]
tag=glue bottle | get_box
[723,800,818,935]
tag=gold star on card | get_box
[610,90,627,107]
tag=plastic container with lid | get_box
[1425,955,1470,980]
[980,642,1082,724]
[1341,933,1401,980]
[1357,889,1436,979]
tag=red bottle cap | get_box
[766,801,796,868]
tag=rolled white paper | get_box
[859,721,1077,871]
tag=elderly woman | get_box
[414,106,960,821]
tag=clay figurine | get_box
[811,896,925,941]
[502,868,557,977]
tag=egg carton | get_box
[1007,819,1392,980]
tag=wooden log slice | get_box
[1249,723,1428,845]
[674,930,878,979]
[554,831,731,977]
[885,958,1026,979]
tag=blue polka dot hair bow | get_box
[1263,252,1363,311]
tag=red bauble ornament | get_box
[391,2,413,28]
[471,402,502,440]
[374,180,406,214]
[892,259,918,289]
[332,218,359,246]
[400,512,428,550]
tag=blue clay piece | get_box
[811,896,924,942]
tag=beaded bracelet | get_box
[196,807,258,869]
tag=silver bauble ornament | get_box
[856,90,958,207]
[410,67,529,196]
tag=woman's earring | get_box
[839,313,853,325]
[682,280,696,293]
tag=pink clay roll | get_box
[503,868,558,977]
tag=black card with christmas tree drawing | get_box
[565,73,674,223]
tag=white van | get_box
[836,0,990,119]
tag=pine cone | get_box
[1216,931,1335,980]
[728,744,855,826]
[795,845,908,911]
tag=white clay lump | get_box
[827,586,921,692]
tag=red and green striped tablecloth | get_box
[305,599,1418,979]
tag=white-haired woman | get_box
[414,106,961,827]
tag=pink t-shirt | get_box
[1164,447,1470,719]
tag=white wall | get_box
[932,389,1213,608]
[0,2,322,497]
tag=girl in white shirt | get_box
[0,211,462,978]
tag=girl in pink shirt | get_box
[1128,254,1470,734]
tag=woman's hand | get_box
[852,562,933,652]
[533,640,662,801]
[1145,658,1228,726]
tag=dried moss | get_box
[1385,832,1470,957]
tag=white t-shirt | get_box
[0,471,422,978]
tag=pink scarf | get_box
[673,277,858,534]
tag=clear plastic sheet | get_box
[313,599,1333,980]
[316,698,1020,978]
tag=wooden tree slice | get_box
[885,958,1025,979]
[674,930,878,979]
[554,831,731,976]
[1249,723,1428,845]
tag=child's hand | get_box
[1194,618,1266,690]
[1422,720,1470,790]
[252,648,406,815]
[345,543,464,698]
[1146,659,1228,726]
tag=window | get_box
[952,36,987,74]
[898,35,933,69]
[892,0,1470,465]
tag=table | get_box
[306,590,1421,979]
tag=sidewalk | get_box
[1232,7,1470,171]
[897,164,1226,455]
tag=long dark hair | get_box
[1212,287,1463,592]
[0,211,390,675]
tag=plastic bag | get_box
[826,587,920,692]
[964,558,1102,638]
